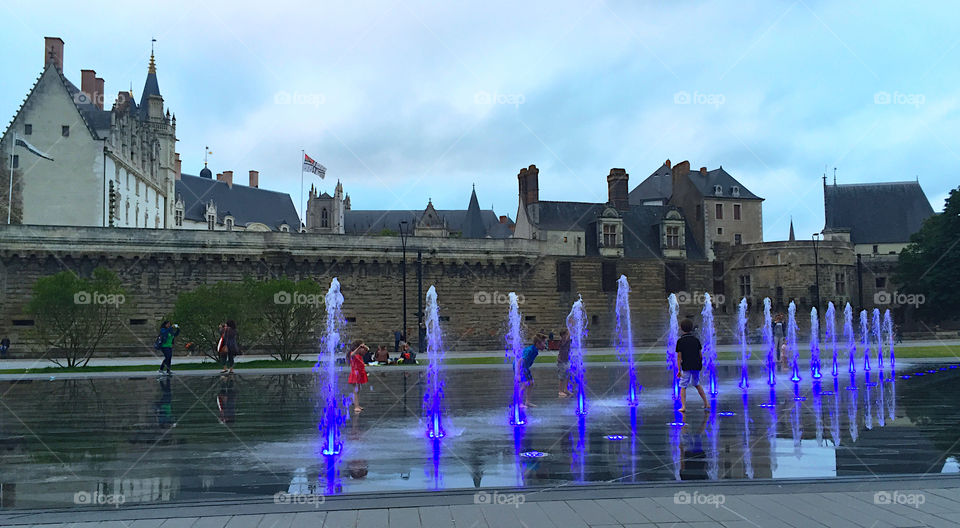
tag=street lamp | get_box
[399,221,409,342]
[812,233,821,315]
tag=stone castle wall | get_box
[0,226,716,357]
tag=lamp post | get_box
[417,249,423,355]
[812,233,821,316]
[399,221,409,342]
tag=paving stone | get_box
[387,507,420,528]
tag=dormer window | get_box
[666,226,681,248]
[280,224,290,233]
[714,185,723,196]
[602,224,617,247]
[225,216,235,231]
[731,186,740,197]
[207,214,215,230]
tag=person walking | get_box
[348,340,369,413]
[221,320,240,374]
[557,329,571,398]
[0,336,9,358]
[156,321,179,375]
[676,318,710,413]
[773,313,785,363]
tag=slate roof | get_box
[462,188,487,238]
[176,173,301,230]
[628,163,762,204]
[823,181,934,244]
[628,162,673,203]
[343,208,514,238]
[535,200,706,259]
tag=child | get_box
[519,333,547,408]
[557,329,571,398]
[676,318,710,412]
[348,340,369,413]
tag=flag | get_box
[15,137,54,161]
[303,153,326,179]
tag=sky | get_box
[1,0,957,239]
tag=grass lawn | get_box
[1,344,955,375]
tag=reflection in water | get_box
[706,401,719,480]
[878,373,886,427]
[571,415,587,482]
[513,425,525,487]
[627,407,639,483]
[888,377,896,421]
[766,386,778,474]
[847,385,859,443]
[669,422,682,480]
[427,438,442,489]
[864,383,873,430]
[790,392,802,459]
[742,392,753,479]
[216,375,238,424]
[829,378,841,447]
[812,380,823,446]
[680,416,707,480]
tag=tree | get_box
[26,267,126,367]
[249,278,326,361]
[169,279,265,361]
[895,186,960,320]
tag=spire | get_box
[148,38,156,74]
[139,39,162,118]
[463,186,486,238]
[788,217,795,241]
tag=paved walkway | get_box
[2,476,958,527]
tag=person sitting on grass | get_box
[676,318,710,413]
[374,345,390,364]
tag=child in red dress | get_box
[348,340,369,413]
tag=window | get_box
[144,213,148,227]
[563,236,568,243]
[714,185,723,196]
[835,272,846,295]
[174,208,183,227]
[321,208,329,228]
[135,205,140,227]
[715,203,723,219]
[24,124,32,135]
[734,233,742,245]
[225,217,234,231]
[556,261,571,292]
[712,261,725,296]
[11,155,18,169]
[734,204,741,220]
[135,180,140,196]
[125,201,129,223]
[717,227,723,235]
[524,316,536,322]
[280,224,290,232]
[732,186,740,197]
[739,275,752,298]
[61,125,69,137]
[876,277,887,288]
[129,319,148,325]
[775,287,784,308]
[666,226,680,248]
[665,262,686,294]
[601,261,617,292]
[602,223,617,247]
[872,245,879,254]
[207,213,216,230]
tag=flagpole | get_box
[7,132,15,225]
[300,149,304,231]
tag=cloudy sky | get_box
[2,0,956,238]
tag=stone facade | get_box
[0,226,714,357]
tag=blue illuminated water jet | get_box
[787,301,801,382]
[315,278,347,457]
[702,293,718,395]
[844,303,856,375]
[505,292,525,426]
[860,310,871,372]
[566,296,589,415]
[825,302,838,377]
[614,276,640,406]
[422,286,446,439]
[883,309,895,375]
[736,297,750,389]
[872,308,883,370]
[667,293,681,399]
[810,307,822,379]
[763,298,776,386]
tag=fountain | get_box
[701,293,718,395]
[787,301,801,382]
[825,302,838,377]
[505,292,526,426]
[566,296,588,416]
[736,298,750,389]
[667,293,681,400]
[315,278,347,457]
[860,310,871,372]
[763,298,776,386]
[614,276,640,406]
[884,309,895,373]
[423,286,446,439]
[844,303,856,375]
[810,307,822,379]
[872,308,883,370]
[742,393,754,479]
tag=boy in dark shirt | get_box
[676,318,710,412]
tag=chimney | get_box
[665,159,671,169]
[700,166,707,175]
[499,215,508,224]
[607,168,630,211]
[248,170,259,188]
[222,170,234,188]
[81,70,96,105]
[518,164,539,207]
[44,37,64,70]
[174,153,182,180]
[94,77,104,109]
[671,160,691,194]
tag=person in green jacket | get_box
[157,321,179,375]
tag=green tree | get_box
[169,279,265,361]
[26,267,126,367]
[895,186,960,320]
[249,278,326,361]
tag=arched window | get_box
[321,208,329,227]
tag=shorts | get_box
[679,370,701,388]
[519,367,533,384]
[557,361,569,380]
